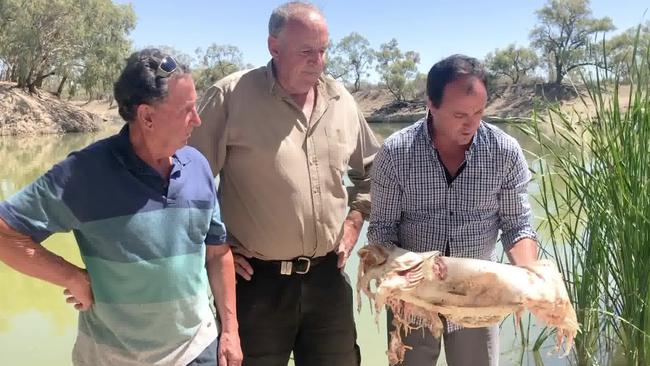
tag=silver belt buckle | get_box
[294,257,311,274]
[280,261,293,275]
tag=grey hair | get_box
[113,48,190,123]
[268,1,324,37]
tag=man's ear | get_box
[268,35,280,59]
[136,104,154,129]
[426,98,437,121]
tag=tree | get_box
[73,1,136,99]
[375,39,420,101]
[605,21,650,80]
[0,0,135,95]
[0,0,18,81]
[485,44,539,84]
[193,44,246,92]
[529,0,614,84]
[326,32,374,92]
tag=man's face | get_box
[428,76,487,147]
[268,12,329,95]
[147,74,201,155]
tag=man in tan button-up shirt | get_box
[189,2,379,366]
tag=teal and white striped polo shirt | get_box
[0,125,226,365]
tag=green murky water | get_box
[0,122,567,366]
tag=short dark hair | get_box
[113,48,190,123]
[426,54,487,108]
[268,1,323,37]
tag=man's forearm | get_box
[345,209,364,231]
[206,245,238,332]
[0,218,84,288]
[342,209,364,249]
[506,237,538,266]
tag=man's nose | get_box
[309,51,325,66]
[191,107,201,126]
[466,114,481,126]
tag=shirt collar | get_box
[265,59,340,101]
[111,124,189,175]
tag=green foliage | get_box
[529,0,614,84]
[485,44,539,84]
[193,44,246,93]
[375,39,420,101]
[326,32,375,92]
[604,21,650,81]
[0,0,135,96]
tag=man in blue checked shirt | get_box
[367,54,538,366]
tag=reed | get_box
[525,29,650,365]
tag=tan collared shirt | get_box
[190,62,380,260]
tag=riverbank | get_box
[0,81,632,136]
[0,82,110,136]
[356,83,631,124]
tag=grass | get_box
[523,30,650,365]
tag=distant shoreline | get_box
[2,82,626,136]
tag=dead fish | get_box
[357,244,579,365]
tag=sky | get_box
[115,0,649,77]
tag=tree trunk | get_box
[9,64,17,82]
[33,71,55,89]
[17,68,32,89]
[554,61,564,85]
[55,75,68,97]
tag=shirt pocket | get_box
[325,125,349,173]
[186,199,213,244]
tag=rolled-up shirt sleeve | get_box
[190,85,228,177]
[347,107,380,218]
[204,196,227,246]
[0,156,81,243]
[498,144,537,251]
[367,143,402,247]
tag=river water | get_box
[0,121,567,366]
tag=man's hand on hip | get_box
[63,268,94,311]
[232,246,254,281]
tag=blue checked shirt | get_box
[368,119,537,332]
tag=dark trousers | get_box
[387,310,499,366]
[236,252,361,366]
[187,338,218,366]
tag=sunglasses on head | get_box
[154,55,178,78]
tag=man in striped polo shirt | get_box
[0,49,242,366]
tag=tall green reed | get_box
[525,30,650,365]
